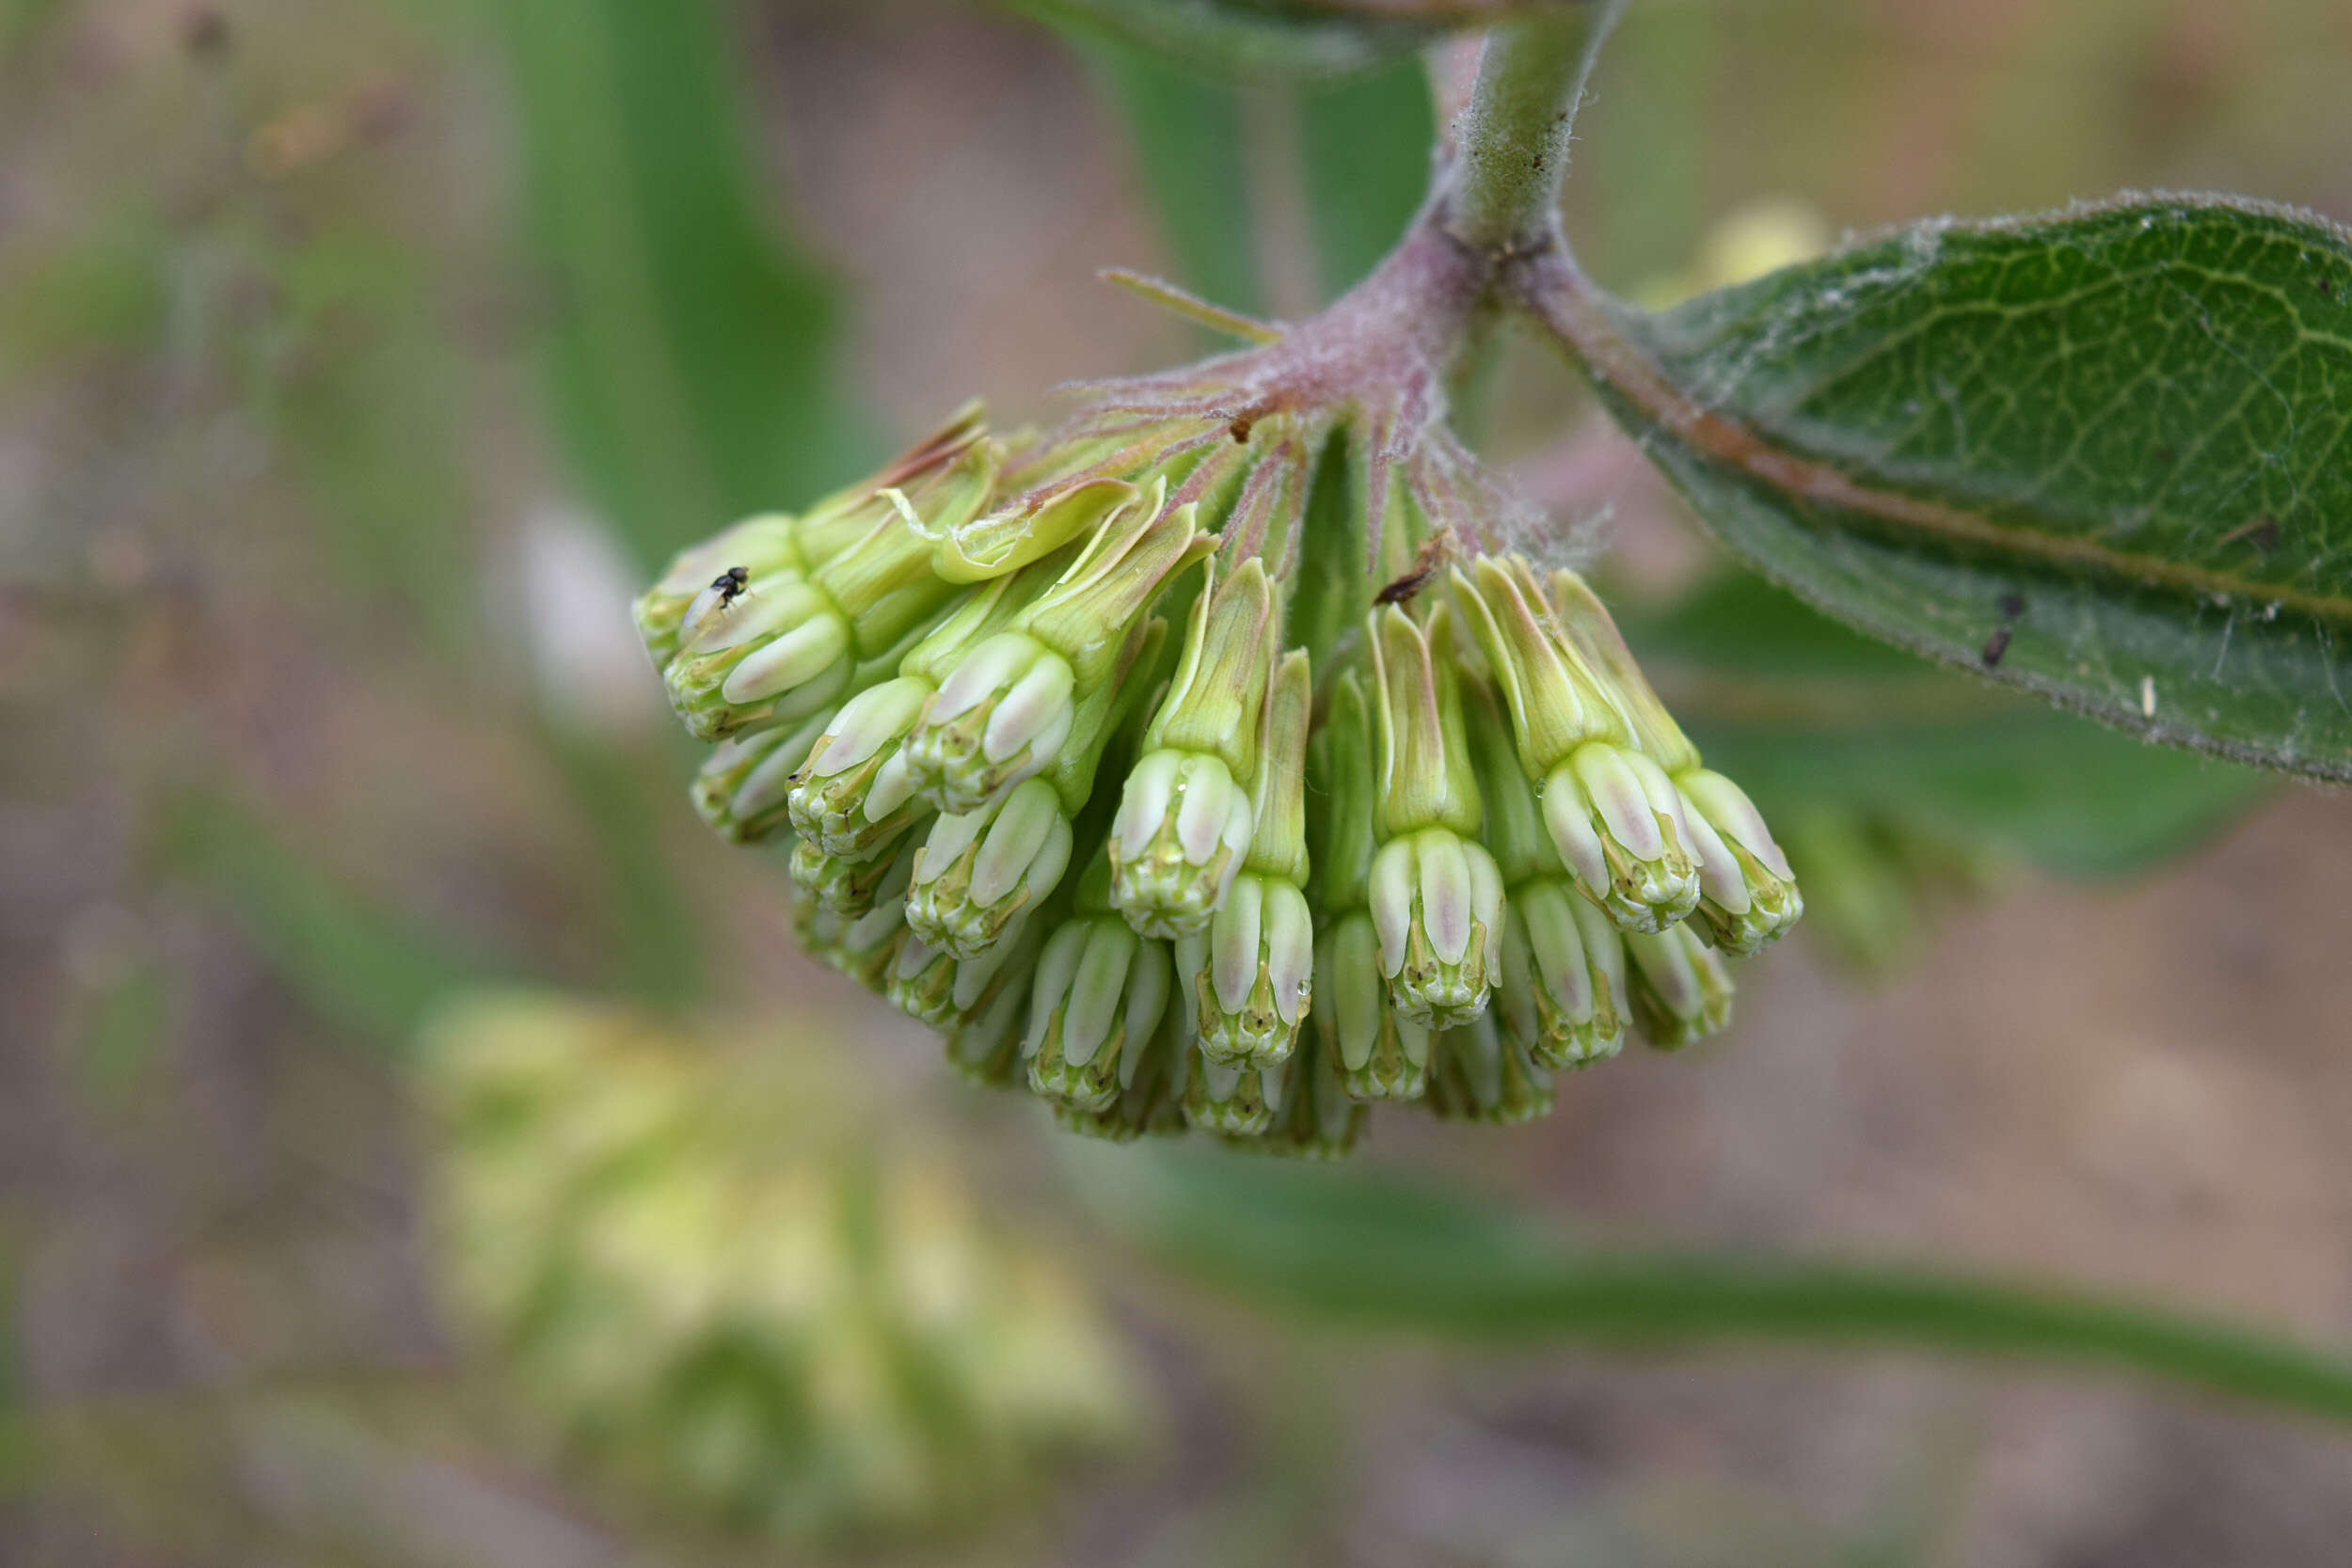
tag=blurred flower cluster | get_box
[633,305,1803,1153]
[421,993,1139,1541]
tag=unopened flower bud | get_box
[790,832,914,919]
[905,632,1077,814]
[906,777,1074,960]
[1539,741,1701,934]
[1179,871,1314,1067]
[1367,603,1482,840]
[637,513,799,670]
[690,705,836,845]
[813,856,914,993]
[1108,748,1253,940]
[1313,911,1431,1101]
[1451,555,1626,782]
[1181,1046,1279,1135]
[1678,768,1803,956]
[1498,880,1627,1069]
[788,677,933,858]
[665,511,956,741]
[1054,1009,1186,1142]
[1251,1037,1362,1159]
[1024,916,1173,1113]
[887,921,1033,1032]
[1368,827,1503,1027]
[1625,924,1735,1049]
[943,961,1030,1089]
[1427,1014,1555,1126]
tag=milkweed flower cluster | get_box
[421,993,1140,1540]
[635,275,1800,1157]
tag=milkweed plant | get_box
[633,0,2352,1156]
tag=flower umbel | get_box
[634,245,1803,1158]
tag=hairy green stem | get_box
[1441,1,1626,253]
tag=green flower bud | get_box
[1544,568,1798,950]
[1250,1036,1363,1159]
[1426,1014,1555,1125]
[1313,911,1432,1101]
[921,473,1137,585]
[791,827,917,918]
[637,513,800,670]
[1449,555,1627,783]
[1368,827,1503,1027]
[690,705,837,845]
[1024,915,1173,1113]
[1109,555,1284,939]
[904,630,1078,814]
[1625,923,1735,1050]
[1539,740,1701,934]
[1679,768,1803,956]
[665,511,957,742]
[906,776,1074,960]
[1107,748,1253,940]
[943,959,1031,1089]
[1498,880,1627,1069]
[1181,1045,1278,1135]
[1179,871,1314,1067]
[787,676,933,859]
[1054,1008,1186,1143]
[1310,671,1380,912]
[810,847,915,991]
[887,919,1034,1033]
[1367,602,1482,839]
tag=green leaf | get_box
[1076,38,1265,318]
[1620,574,2273,878]
[1074,1145,2352,1426]
[483,0,854,569]
[1544,196,2352,784]
[1298,59,1435,301]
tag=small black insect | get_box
[1375,533,1454,607]
[1981,626,2011,667]
[711,564,750,610]
[1996,591,2026,618]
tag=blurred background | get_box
[7,0,2352,1561]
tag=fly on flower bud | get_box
[690,705,837,845]
[906,777,1074,960]
[907,485,1212,815]
[1453,555,1700,934]
[787,676,932,859]
[1024,855,1174,1113]
[1365,605,1502,1026]
[1625,923,1735,1050]
[637,512,799,670]
[1544,568,1800,952]
[1426,1013,1556,1125]
[1110,557,1279,939]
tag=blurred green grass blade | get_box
[1297,59,1432,301]
[164,792,495,1052]
[485,0,853,568]
[1078,40,1265,318]
[1623,574,2273,878]
[1022,0,1439,82]
[541,727,702,1010]
[1077,1146,2352,1426]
